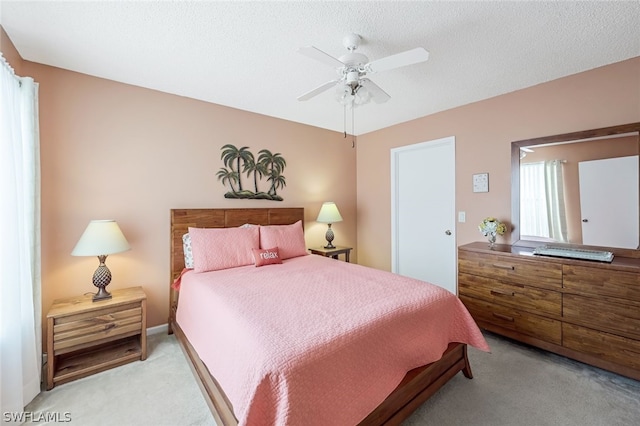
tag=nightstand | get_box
[46,286,147,390]
[309,246,353,262]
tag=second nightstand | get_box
[309,246,353,262]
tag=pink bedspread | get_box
[176,254,489,426]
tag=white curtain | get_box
[0,54,42,414]
[520,160,567,242]
[544,160,568,242]
[520,161,549,238]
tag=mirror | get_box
[511,122,640,251]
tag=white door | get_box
[578,155,639,249]
[391,137,456,294]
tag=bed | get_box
[168,208,489,425]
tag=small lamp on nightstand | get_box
[316,202,343,249]
[72,220,130,301]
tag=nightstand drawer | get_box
[460,295,561,345]
[53,304,143,354]
[459,272,561,316]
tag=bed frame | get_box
[169,208,474,425]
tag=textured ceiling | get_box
[1,1,639,135]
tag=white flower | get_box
[479,217,506,236]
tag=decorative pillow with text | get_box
[252,247,283,267]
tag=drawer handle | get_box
[492,312,514,322]
[492,263,515,270]
[491,289,515,297]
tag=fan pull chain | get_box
[351,106,355,148]
[343,104,347,139]
[342,103,355,148]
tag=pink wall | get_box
[356,57,640,271]
[20,61,356,331]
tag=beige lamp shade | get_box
[72,220,130,256]
[316,202,343,224]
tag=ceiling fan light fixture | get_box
[335,84,371,108]
[354,85,371,105]
[336,86,354,106]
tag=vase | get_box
[488,233,497,249]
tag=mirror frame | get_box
[511,122,640,254]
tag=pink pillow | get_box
[259,220,307,260]
[252,247,283,267]
[188,226,259,272]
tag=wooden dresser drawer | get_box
[563,265,640,300]
[460,295,561,345]
[458,272,561,316]
[563,323,640,371]
[563,294,640,340]
[52,303,143,355]
[459,250,562,290]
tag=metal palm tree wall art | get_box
[217,144,287,201]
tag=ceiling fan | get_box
[297,33,429,107]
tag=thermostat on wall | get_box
[473,173,489,193]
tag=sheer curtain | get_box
[544,160,568,242]
[520,160,567,242]
[0,54,42,414]
[520,161,549,238]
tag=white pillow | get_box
[182,233,194,269]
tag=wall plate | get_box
[473,173,489,193]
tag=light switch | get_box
[458,211,466,223]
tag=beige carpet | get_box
[25,332,639,425]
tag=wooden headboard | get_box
[169,208,304,330]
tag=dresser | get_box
[458,242,640,380]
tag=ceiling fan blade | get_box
[366,47,429,73]
[359,79,390,104]
[297,46,344,68]
[297,80,340,101]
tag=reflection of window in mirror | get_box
[520,160,567,242]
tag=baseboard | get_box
[147,323,168,336]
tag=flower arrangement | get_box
[478,217,507,236]
[478,217,506,248]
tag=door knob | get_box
[445,230,452,235]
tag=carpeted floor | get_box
[25,331,640,425]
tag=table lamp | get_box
[72,220,130,301]
[316,202,343,249]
